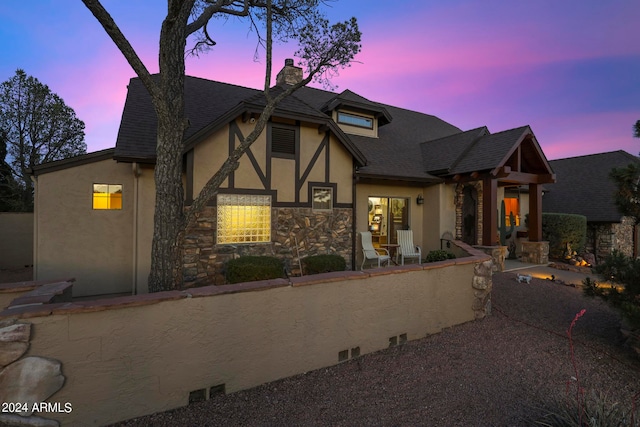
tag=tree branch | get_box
[186,0,250,36]
[81,0,161,101]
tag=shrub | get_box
[542,213,587,259]
[301,254,346,274]
[586,250,640,330]
[225,256,284,284]
[424,250,456,263]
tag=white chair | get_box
[397,230,422,265]
[360,231,391,269]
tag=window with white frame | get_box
[217,194,271,244]
[337,111,373,129]
[312,187,333,211]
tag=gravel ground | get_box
[110,271,640,427]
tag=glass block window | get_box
[93,184,122,210]
[312,187,333,211]
[217,194,271,244]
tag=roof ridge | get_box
[423,126,488,145]
[550,150,638,163]
[447,127,490,172]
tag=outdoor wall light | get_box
[416,194,424,205]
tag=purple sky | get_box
[1,1,639,160]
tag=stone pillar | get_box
[520,241,549,264]
[474,245,507,272]
[528,184,543,242]
[472,259,493,320]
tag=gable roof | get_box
[114,76,369,166]
[421,127,489,175]
[420,125,554,185]
[113,74,552,184]
[543,150,640,222]
[320,89,392,126]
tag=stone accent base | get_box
[472,259,493,319]
[474,245,507,272]
[182,207,353,288]
[520,241,549,264]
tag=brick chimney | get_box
[276,58,303,86]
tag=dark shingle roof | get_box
[543,150,640,222]
[113,74,544,183]
[115,76,258,161]
[421,127,489,174]
[451,126,531,174]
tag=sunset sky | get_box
[1,1,639,160]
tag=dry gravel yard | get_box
[110,271,640,426]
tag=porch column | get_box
[482,177,498,246]
[528,183,543,242]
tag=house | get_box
[543,150,640,263]
[31,60,555,296]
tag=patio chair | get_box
[360,231,391,269]
[397,230,422,265]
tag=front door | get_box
[367,197,409,246]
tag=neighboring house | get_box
[543,150,640,263]
[31,60,555,296]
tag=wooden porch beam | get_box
[495,169,556,184]
[529,183,543,242]
[482,177,498,246]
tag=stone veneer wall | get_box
[455,182,483,245]
[183,207,353,287]
[586,217,636,264]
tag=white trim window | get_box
[217,194,271,244]
[337,112,373,129]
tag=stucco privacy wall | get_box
[6,246,490,426]
[34,158,135,297]
[0,212,33,269]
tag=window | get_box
[271,125,296,157]
[367,197,409,245]
[504,197,520,226]
[93,184,122,210]
[217,194,271,244]
[337,112,373,129]
[312,187,333,211]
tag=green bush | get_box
[424,250,456,263]
[225,256,284,284]
[301,254,346,274]
[586,250,640,330]
[542,213,587,259]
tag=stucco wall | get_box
[34,159,135,297]
[423,184,457,251]
[7,247,490,426]
[0,212,33,269]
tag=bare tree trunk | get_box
[148,112,186,292]
[147,0,191,292]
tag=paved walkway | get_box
[503,259,603,286]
